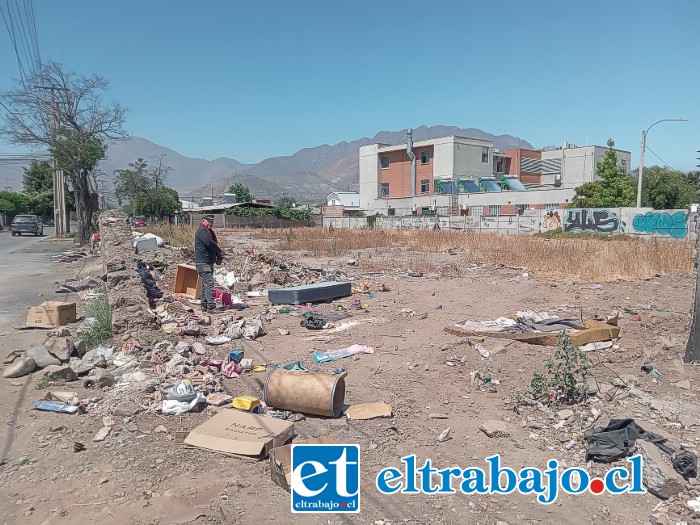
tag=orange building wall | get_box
[504,148,542,185]
[380,146,435,197]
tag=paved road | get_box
[0,227,75,328]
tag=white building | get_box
[326,191,360,208]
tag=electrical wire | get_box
[645,145,676,171]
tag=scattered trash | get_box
[32,400,81,414]
[475,344,490,358]
[204,335,232,345]
[589,284,604,290]
[269,437,335,492]
[206,393,234,406]
[264,368,346,418]
[93,426,112,442]
[579,340,615,352]
[25,301,77,328]
[73,442,86,453]
[312,344,375,363]
[434,304,443,310]
[184,410,295,458]
[162,393,206,415]
[345,401,392,420]
[96,345,114,359]
[232,396,261,412]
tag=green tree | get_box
[228,183,252,203]
[0,191,29,215]
[275,195,295,208]
[114,158,151,204]
[569,181,600,208]
[0,61,128,243]
[588,139,636,207]
[641,166,699,209]
[133,187,182,218]
[22,160,53,193]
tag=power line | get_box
[645,145,675,171]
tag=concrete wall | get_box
[322,207,696,240]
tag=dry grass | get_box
[139,223,197,247]
[266,227,693,282]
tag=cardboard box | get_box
[26,301,77,328]
[269,437,335,492]
[174,264,202,299]
[184,409,294,458]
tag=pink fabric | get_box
[199,358,243,378]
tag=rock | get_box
[73,339,87,358]
[585,375,599,396]
[277,328,291,336]
[52,327,71,337]
[93,370,115,388]
[249,273,265,286]
[437,428,452,442]
[347,259,356,266]
[674,380,691,391]
[93,426,112,442]
[192,342,206,355]
[41,365,77,382]
[26,346,60,368]
[71,358,97,376]
[637,440,685,499]
[556,409,574,420]
[2,355,36,378]
[113,402,142,417]
[44,337,75,362]
[153,425,168,433]
[479,420,510,438]
[680,415,700,428]
[175,341,191,354]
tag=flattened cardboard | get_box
[345,401,393,420]
[184,409,294,458]
[26,301,77,328]
[269,436,335,492]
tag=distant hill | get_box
[0,126,533,204]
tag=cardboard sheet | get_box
[269,436,335,492]
[184,409,294,458]
[345,401,393,420]
[26,301,76,328]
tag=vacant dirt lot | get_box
[1,227,699,525]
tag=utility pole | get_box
[34,84,69,236]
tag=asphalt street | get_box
[0,228,75,328]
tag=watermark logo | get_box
[376,454,645,504]
[291,444,360,513]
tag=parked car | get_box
[131,216,148,228]
[11,215,44,236]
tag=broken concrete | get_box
[26,345,60,368]
[637,440,685,500]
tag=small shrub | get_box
[80,294,113,349]
[530,332,592,403]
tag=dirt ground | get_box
[1,230,699,525]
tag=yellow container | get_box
[232,395,261,412]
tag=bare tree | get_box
[0,61,128,242]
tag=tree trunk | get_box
[71,170,99,245]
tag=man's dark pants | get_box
[196,262,215,310]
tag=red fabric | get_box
[200,219,218,244]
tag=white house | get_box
[326,191,360,209]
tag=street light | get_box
[636,118,688,208]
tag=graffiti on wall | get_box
[632,211,688,238]
[563,208,623,234]
[542,211,561,231]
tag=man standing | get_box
[194,214,223,312]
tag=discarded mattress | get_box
[268,281,352,305]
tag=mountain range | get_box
[3,125,533,204]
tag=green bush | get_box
[530,332,591,403]
[80,294,113,349]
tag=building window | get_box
[387,208,395,216]
[488,205,501,216]
[420,179,430,193]
[436,206,448,216]
[543,203,560,210]
[421,151,430,164]
[380,156,389,169]
[482,146,489,163]
[471,206,483,217]
[516,204,528,215]
[380,183,389,197]
[621,159,627,172]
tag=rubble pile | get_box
[100,210,158,335]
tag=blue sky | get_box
[1,0,699,171]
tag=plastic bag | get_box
[162,393,205,415]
